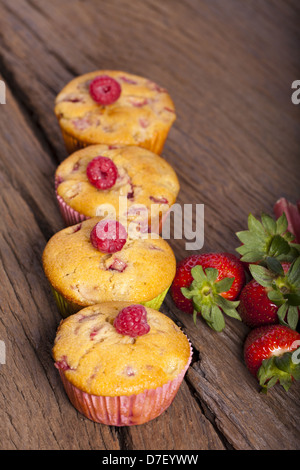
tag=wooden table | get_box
[0,0,299,451]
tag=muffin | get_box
[55,70,176,155]
[55,143,179,233]
[52,302,192,426]
[42,216,176,317]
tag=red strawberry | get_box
[238,259,300,330]
[244,324,300,392]
[170,252,246,331]
[238,280,278,327]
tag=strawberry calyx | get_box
[249,257,300,330]
[181,265,241,332]
[236,212,300,265]
[258,347,300,393]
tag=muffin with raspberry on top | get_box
[42,216,176,317]
[55,143,179,233]
[52,301,192,426]
[55,70,176,155]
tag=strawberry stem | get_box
[258,349,300,392]
[181,266,241,332]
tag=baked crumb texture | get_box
[53,302,191,397]
[43,217,176,309]
[55,144,180,231]
[55,70,176,155]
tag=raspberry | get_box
[108,258,127,272]
[89,75,121,105]
[54,355,72,371]
[149,196,168,204]
[90,219,127,253]
[113,305,150,337]
[86,156,118,190]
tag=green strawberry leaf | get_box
[261,212,277,235]
[258,355,296,392]
[204,267,219,284]
[275,350,300,380]
[214,295,241,319]
[266,257,284,276]
[286,256,300,286]
[181,265,242,331]
[210,305,226,332]
[249,264,275,287]
[248,213,266,238]
[236,211,300,264]
[181,287,194,299]
[287,306,299,330]
[190,265,207,282]
[214,277,234,294]
[275,212,288,234]
[277,303,288,325]
[268,235,291,258]
[267,289,284,304]
[236,250,263,263]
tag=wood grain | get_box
[0,0,299,450]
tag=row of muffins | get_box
[43,70,192,426]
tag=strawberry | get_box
[236,212,299,265]
[238,258,300,330]
[170,252,246,331]
[244,324,300,392]
[274,198,300,245]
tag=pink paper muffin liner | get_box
[58,341,192,426]
[56,191,89,227]
[55,178,171,234]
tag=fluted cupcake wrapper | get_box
[58,340,192,426]
[51,285,170,318]
[55,187,171,235]
[56,192,89,227]
[59,127,168,156]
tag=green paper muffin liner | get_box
[51,285,170,318]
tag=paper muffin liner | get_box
[55,180,171,235]
[58,126,169,156]
[57,340,192,426]
[56,191,89,227]
[51,285,171,318]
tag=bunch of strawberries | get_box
[170,198,300,393]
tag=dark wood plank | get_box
[0,87,121,450]
[0,0,299,450]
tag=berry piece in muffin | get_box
[113,304,150,337]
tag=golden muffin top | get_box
[52,302,191,396]
[42,217,176,307]
[55,144,179,227]
[54,70,176,149]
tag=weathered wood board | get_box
[0,0,299,450]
